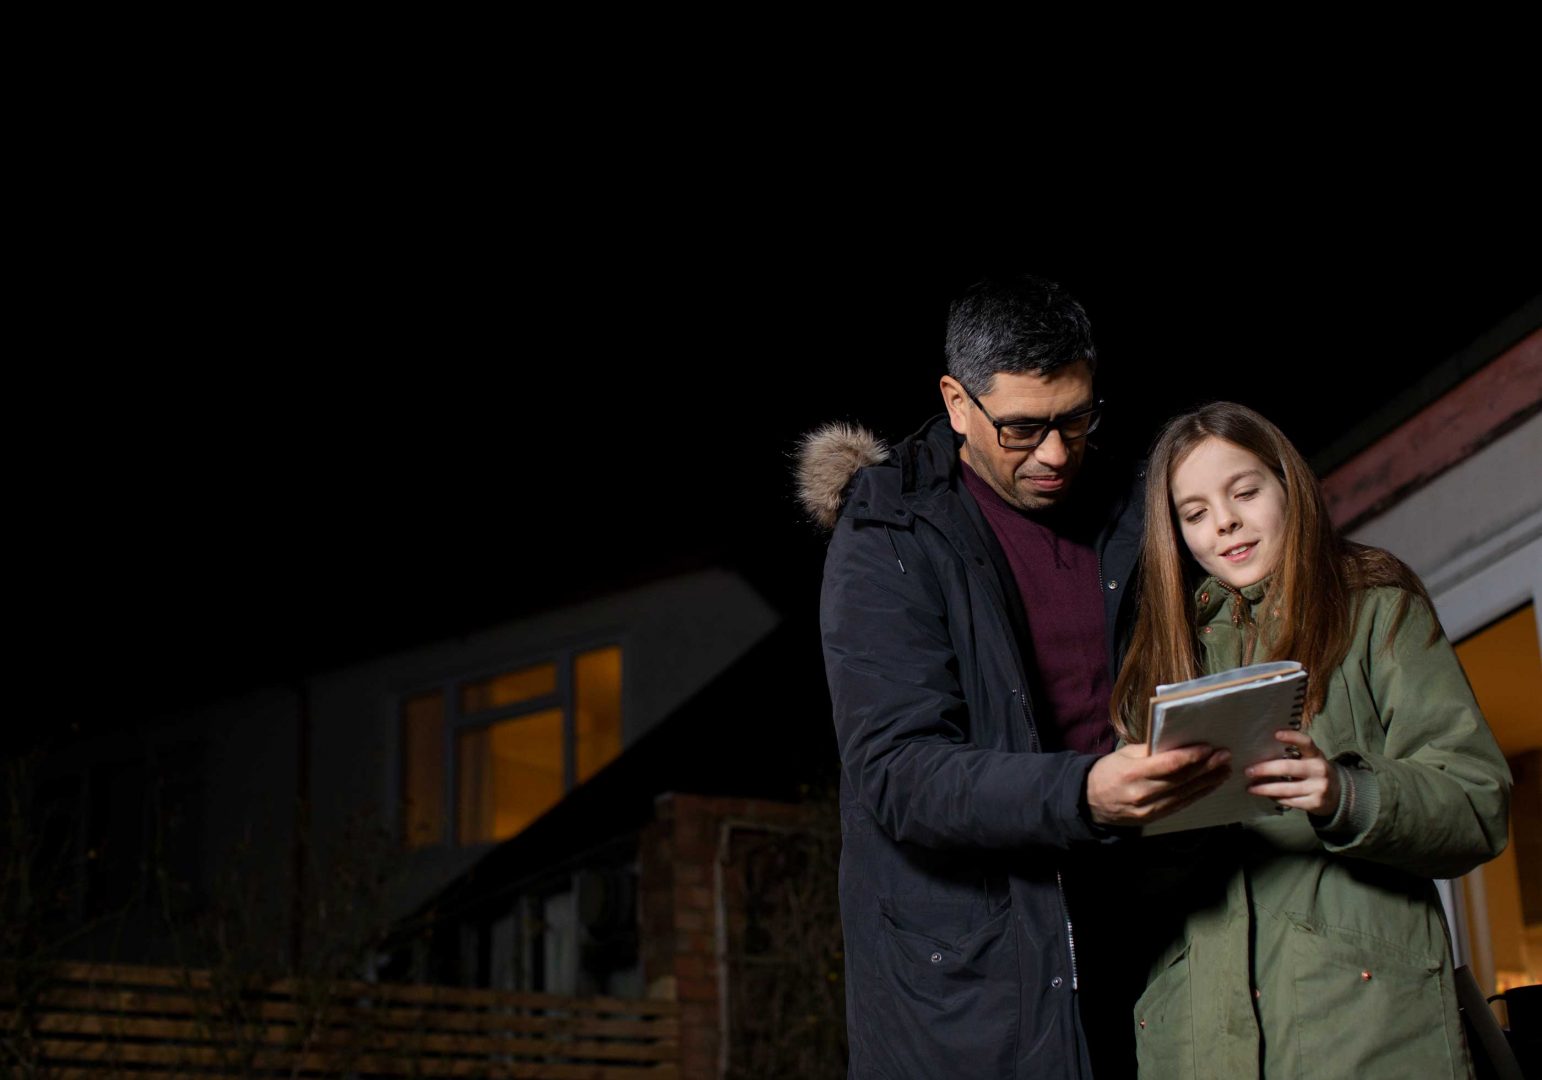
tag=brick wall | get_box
[639,793,817,1080]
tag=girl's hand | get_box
[1244,730,1340,816]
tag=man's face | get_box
[941,360,1096,513]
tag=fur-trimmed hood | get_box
[795,422,890,530]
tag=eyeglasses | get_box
[965,390,1104,450]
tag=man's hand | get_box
[1086,743,1231,826]
[1244,730,1340,816]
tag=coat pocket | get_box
[1133,944,1195,1080]
[1287,922,1457,1079]
[863,898,1020,1078]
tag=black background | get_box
[28,99,1539,729]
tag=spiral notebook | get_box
[1141,661,1309,836]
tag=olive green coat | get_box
[1133,581,1511,1080]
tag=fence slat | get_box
[48,1071,247,1080]
[48,961,218,990]
[39,1039,678,1079]
[8,988,678,1040]
[31,962,678,1015]
[31,1011,678,1062]
[286,978,680,1016]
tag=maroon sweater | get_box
[960,462,1114,756]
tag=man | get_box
[798,274,1229,1078]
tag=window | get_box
[401,692,446,849]
[457,708,564,845]
[575,647,623,784]
[401,645,624,849]
[1453,603,1542,995]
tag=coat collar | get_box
[1194,575,1272,624]
[800,410,1137,528]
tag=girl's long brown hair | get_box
[1111,402,1432,743]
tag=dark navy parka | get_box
[817,415,1144,1079]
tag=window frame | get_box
[399,637,626,850]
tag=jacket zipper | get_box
[1219,582,1258,665]
[1097,550,1109,680]
[1078,548,1106,992]
[1056,870,1079,991]
[931,485,1090,1000]
[1017,689,1079,992]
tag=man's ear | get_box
[940,375,970,435]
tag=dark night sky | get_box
[35,140,1538,728]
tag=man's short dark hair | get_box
[945,274,1097,396]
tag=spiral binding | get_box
[1275,681,1310,810]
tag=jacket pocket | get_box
[862,898,1020,1079]
[1133,944,1194,1080]
[1287,921,1458,1079]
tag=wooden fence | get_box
[1,961,679,1079]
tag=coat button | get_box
[1138,1018,1146,1029]
[1199,591,1210,604]
[929,952,942,964]
[1201,626,1212,634]
[1252,988,1260,1000]
[1361,970,1372,981]
[1051,976,1063,989]
[1107,579,1118,590]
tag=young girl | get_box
[1112,402,1511,1080]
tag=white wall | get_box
[1349,412,1542,643]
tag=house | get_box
[34,567,784,982]
[381,618,840,1079]
[1317,302,1542,997]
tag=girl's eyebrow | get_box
[1174,469,1264,507]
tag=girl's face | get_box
[1170,436,1288,589]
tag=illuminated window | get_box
[401,691,446,849]
[460,663,557,715]
[1454,603,1542,995]
[576,646,623,784]
[401,645,625,849]
[458,709,565,845]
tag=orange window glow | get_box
[575,646,623,783]
[460,663,557,715]
[456,708,565,845]
[401,691,446,849]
